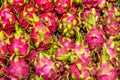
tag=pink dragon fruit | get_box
[19,2,37,29]
[55,0,71,14]
[97,46,118,80]
[7,0,29,12]
[81,8,99,21]
[82,0,98,8]
[31,21,53,50]
[98,0,106,9]
[40,12,58,34]
[58,12,78,37]
[0,5,16,34]
[54,35,75,58]
[9,24,30,56]
[9,37,29,56]
[35,54,55,80]
[86,27,105,51]
[35,0,53,12]
[106,39,118,63]
[7,59,30,79]
[69,60,91,80]
[103,20,120,37]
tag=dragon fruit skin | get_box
[0,6,16,34]
[55,0,71,15]
[31,22,53,50]
[35,0,53,12]
[9,37,29,56]
[7,59,30,79]
[86,27,105,51]
[40,12,58,34]
[103,21,120,37]
[35,55,55,80]
[59,13,78,37]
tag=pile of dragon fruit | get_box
[0,0,120,80]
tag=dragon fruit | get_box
[31,21,53,50]
[35,54,55,80]
[55,0,71,14]
[58,12,78,37]
[106,39,119,63]
[103,20,120,37]
[82,0,98,8]
[69,60,91,80]
[40,12,58,34]
[7,59,30,79]
[54,35,75,58]
[86,27,105,51]
[19,2,37,29]
[7,0,29,12]
[0,5,16,34]
[8,24,29,57]
[35,0,53,12]
[97,45,118,80]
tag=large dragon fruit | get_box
[40,12,58,34]
[86,27,105,51]
[35,53,55,80]
[0,5,16,34]
[31,21,53,50]
[7,59,30,79]
[35,0,54,12]
[58,12,78,37]
[55,0,71,14]
[8,24,29,57]
[97,45,118,80]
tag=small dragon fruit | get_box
[54,35,75,58]
[19,2,37,29]
[58,12,78,37]
[35,0,54,12]
[81,8,99,22]
[31,21,53,50]
[82,0,98,8]
[69,60,91,80]
[86,27,105,51]
[103,20,120,37]
[7,0,29,12]
[35,53,55,80]
[40,12,58,34]
[106,39,118,63]
[0,5,16,34]
[55,0,71,14]
[7,59,30,79]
